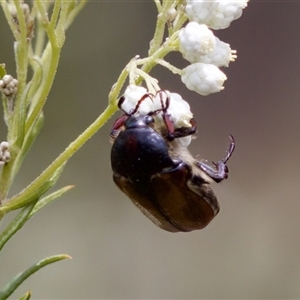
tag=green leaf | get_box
[12,112,44,178]
[29,185,74,218]
[8,81,32,151]
[18,290,31,300]
[0,163,66,217]
[0,201,36,252]
[0,254,71,300]
[0,186,73,252]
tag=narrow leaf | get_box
[0,254,71,300]
[0,201,36,252]
[12,113,44,178]
[9,81,32,150]
[18,290,31,300]
[0,186,73,250]
[0,163,66,215]
[29,185,74,218]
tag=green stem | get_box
[64,0,88,30]
[149,14,166,56]
[48,0,61,33]
[156,59,182,75]
[149,0,173,56]
[0,162,14,203]
[0,1,30,202]
[153,0,162,13]
[0,103,118,215]
[25,43,60,133]
[170,8,188,34]
[136,32,179,85]
[13,1,29,105]
[33,6,47,57]
[108,61,130,106]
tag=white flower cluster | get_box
[179,0,248,95]
[182,63,227,96]
[0,141,11,166]
[185,0,248,30]
[121,85,194,147]
[0,75,18,98]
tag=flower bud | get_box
[181,63,227,96]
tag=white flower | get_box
[120,87,194,147]
[153,91,193,147]
[185,0,219,25]
[198,37,237,67]
[179,22,236,66]
[181,63,227,96]
[122,86,193,130]
[154,91,193,129]
[208,0,249,30]
[122,84,152,115]
[185,0,249,30]
[179,22,216,63]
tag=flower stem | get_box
[0,103,117,215]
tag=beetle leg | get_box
[220,134,235,165]
[110,114,129,141]
[158,159,184,175]
[196,135,235,183]
[196,160,228,183]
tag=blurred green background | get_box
[1,1,300,299]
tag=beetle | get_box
[110,91,235,232]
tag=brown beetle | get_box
[110,91,235,232]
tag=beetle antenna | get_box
[130,93,154,115]
[150,91,175,141]
[118,93,156,115]
[157,90,170,112]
